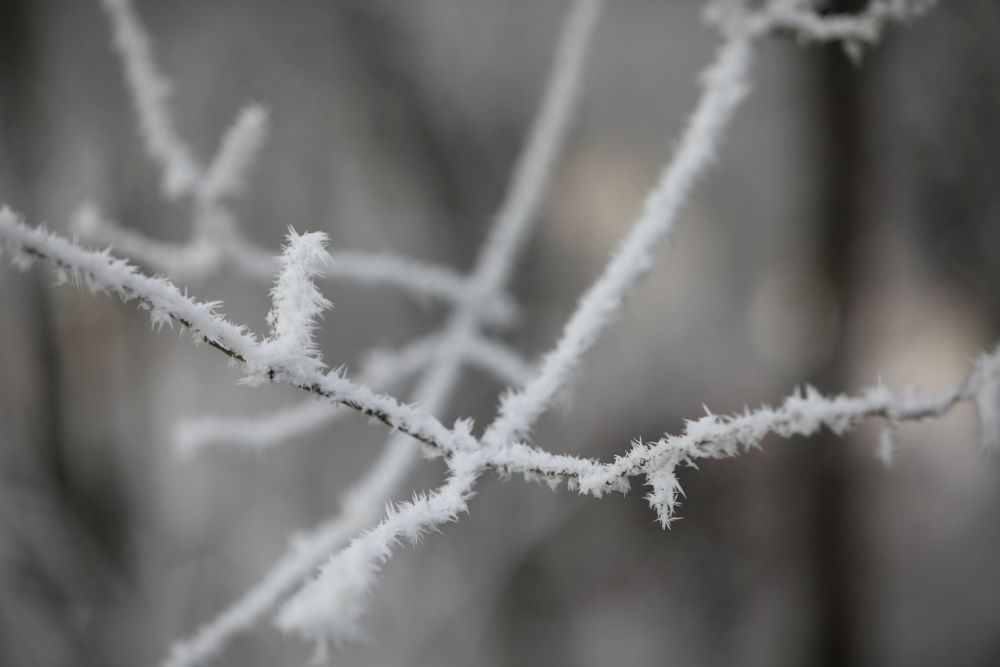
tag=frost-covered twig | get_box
[162,426,422,667]
[175,332,529,456]
[173,335,438,456]
[489,349,1000,526]
[0,209,472,455]
[260,231,333,376]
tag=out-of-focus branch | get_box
[87,0,514,317]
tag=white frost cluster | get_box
[3,0,979,664]
[259,231,333,377]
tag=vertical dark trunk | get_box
[0,2,116,665]
[804,2,871,665]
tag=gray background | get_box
[0,1,999,665]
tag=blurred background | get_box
[1,1,999,665]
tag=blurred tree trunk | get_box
[0,2,115,664]
[801,2,871,665]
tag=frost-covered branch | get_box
[261,231,333,376]
[275,455,482,656]
[162,429,422,667]
[175,333,528,456]
[490,348,1000,526]
[0,209,472,456]
[173,336,437,456]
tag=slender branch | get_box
[0,209,470,455]
[274,455,482,655]
[199,105,269,204]
[174,333,527,456]
[461,336,534,387]
[489,350,999,527]
[174,334,440,456]
[162,423,425,667]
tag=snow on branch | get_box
[275,456,481,656]
[172,336,438,457]
[166,375,458,667]
[174,333,528,457]
[481,351,999,530]
[162,433,420,667]
[260,230,333,375]
[0,208,472,456]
